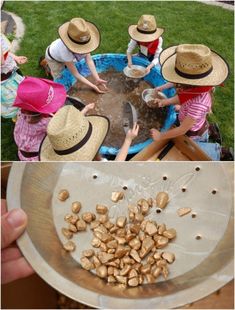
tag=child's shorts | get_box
[196,141,221,161]
[1,71,24,119]
[46,57,65,80]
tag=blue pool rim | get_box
[55,53,176,155]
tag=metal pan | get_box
[142,89,167,108]
[6,162,233,309]
[123,65,147,79]
[122,101,138,134]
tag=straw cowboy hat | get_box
[13,77,67,114]
[58,17,100,54]
[40,105,110,161]
[128,15,164,43]
[160,44,229,86]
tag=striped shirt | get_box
[178,92,212,132]
[14,111,51,161]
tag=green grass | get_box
[1,0,234,160]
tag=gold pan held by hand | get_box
[6,162,233,309]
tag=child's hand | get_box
[126,122,139,142]
[152,98,165,108]
[156,99,166,108]
[150,128,161,141]
[86,102,95,111]
[14,56,28,65]
[96,78,108,91]
[82,103,96,115]
[128,61,132,68]
[155,85,164,92]
[93,85,107,94]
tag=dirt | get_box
[131,69,145,78]
[68,69,167,148]
[145,91,166,108]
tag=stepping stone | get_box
[1,10,16,35]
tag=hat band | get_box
[175,66,213,80]
[137,27,157,34]
[54,122,92,156]
[68,33,91,45]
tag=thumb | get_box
[1,209,27,249]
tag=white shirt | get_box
[46,38,87,62]
[1,34,17,74]
[126,36,163,66]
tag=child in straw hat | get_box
[13,77,96,161]
[1,33,28,119]
[126,15,164,74]
[150,44,229,143]
[39,105,110,161]
[45,17,107,94]
[39,104,139,162]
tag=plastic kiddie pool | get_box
[55,53,176,156]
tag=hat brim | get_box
[58,21,100,54]
[13,78,67,114]
[39,115,110,161]
[159,45,176,65]
[161,47,229,86]
[128,25,164,42]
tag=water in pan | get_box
[130,68,145,78]
[68,69,167,148]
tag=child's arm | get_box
[65,62,106,94]
[155,82,174,92]
[126,39,137,67]
[115,123,139,161]
[153,36,163,64]
[146,37,163,73]
[85,54,108,91]
[81,103,95,115]
[150,116,195,141]
[145,62,155,74]
[154,95,180,107]
[9,53,28,65]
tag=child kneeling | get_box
[126,15,164,74]
[150,44,229,144]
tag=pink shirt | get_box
[14,111,51,161]
[178,92,212,132]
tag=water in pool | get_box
[69,69,167,148]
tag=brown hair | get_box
[175,83,215,94]
[175,83,194,91]
[21,110,44,124]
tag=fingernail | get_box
[7,209,27,228]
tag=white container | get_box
[142,88,167,107]
[123,65,147,78]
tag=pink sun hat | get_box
[13,77,67,114]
